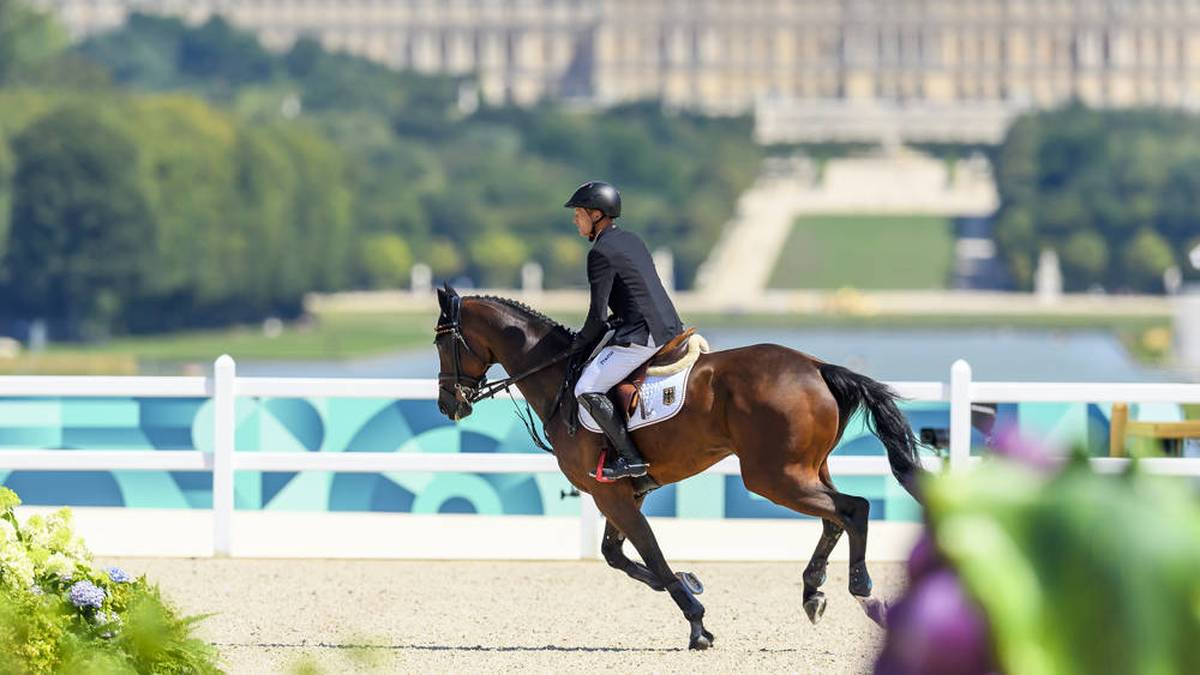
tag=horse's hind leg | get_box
[802,465,844,624]
[802,518,843,624]
[747,472,887,627]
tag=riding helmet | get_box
[564,181,621,219]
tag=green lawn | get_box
[0,306,1173,375]
[36,311,441,367]
[768,214,954,289]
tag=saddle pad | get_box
[579,359,699,433]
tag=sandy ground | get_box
[99,558,903,674]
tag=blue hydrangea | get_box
[106,566,132,584]
[67,580,106,610]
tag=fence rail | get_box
[2,356,1199,558]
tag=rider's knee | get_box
[574,376,601,400]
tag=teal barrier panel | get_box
[0,396,1155,521]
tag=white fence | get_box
[2,356,1199,560]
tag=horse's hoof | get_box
[689,633,712,650]
[803,592,827,625]
[676,571,704,595]
[688,621,713,650]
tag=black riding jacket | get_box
[576,226,683,348]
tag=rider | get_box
[565,181,684,481]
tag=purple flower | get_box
[106,566,131,584]
[905,532,943,582]
[68,581,106,610]
[991,425,1062,472]
[875,569,995,675]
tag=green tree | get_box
[469,231,528,287]
[1121,228,1175,293]
[0,0,68,84]
[3,105,154,338]
[995,105,1200,293]
[425,239,464,279]
[1158,157,1200,246]
[77,13,187,90]
[0,133,12,262]
[539,235,586,288]
[122,95,241,309]
[359,233,414,289]
[72,15,763,294]
[273,124,354,292]
[232,124,301,311]
[1060,230,1109,290]
[178,16,277,88]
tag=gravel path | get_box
[100,558,903,674]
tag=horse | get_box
[433,286,924,650]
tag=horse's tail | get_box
[818,363,923,501]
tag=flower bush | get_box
[0,487,222,674]
[875,435,1200,675]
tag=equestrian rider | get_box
[565,181,685,481]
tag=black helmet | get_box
[564,181,621,219]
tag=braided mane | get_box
[469,295,575,338]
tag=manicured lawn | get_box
[0,307,1173,374]
[769,214,954,289]
[1,310,584,374]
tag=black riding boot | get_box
[579,393,649,480]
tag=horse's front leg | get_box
[594,489,713,650]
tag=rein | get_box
[436,295,575,453]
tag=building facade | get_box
[32,0,1200,143]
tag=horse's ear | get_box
[442,281,458,298]
[436,286,448,311]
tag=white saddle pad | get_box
[578,360,698,433]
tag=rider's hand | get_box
[570,334,591,355]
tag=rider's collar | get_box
[590,224,616,244]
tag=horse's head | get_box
[434,284,493,421]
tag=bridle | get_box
[435,294,489,406]
[435,294,580,453]
[435,294,576,406]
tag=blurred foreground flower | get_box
[876,435,1200,675]
[107,565,132,583]
[0,487,221,672]
[68,580,106,610]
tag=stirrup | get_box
[590,448,649,483]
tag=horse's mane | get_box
[468,295,576,339]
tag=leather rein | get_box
[435,296,574,451]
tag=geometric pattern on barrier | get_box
[0,396,1140,521]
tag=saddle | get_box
[610,328,696,419]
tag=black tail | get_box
[818,363,923,500]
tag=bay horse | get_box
[433,286,923,650]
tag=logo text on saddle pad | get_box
[663,387,676,406]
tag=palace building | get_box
[32,0,1200,143]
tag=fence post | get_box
[212,355,236,557]
[949,359,972,472]
[579,492,603,560]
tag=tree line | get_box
[994,104,1200,293]
[0,4,762,338]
